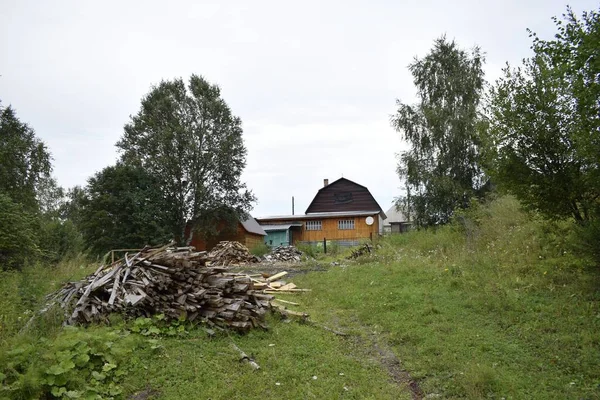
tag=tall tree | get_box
[0,193,40,269]
[488,7,599,223]
[78,164,172,256]
[117,75,255,245]
[392,37,487,226]
[0,102,51,210]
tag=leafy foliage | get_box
[78,164,171,256]
[488,7,600,223]
[0,327,144,399]
[117,75,255,245]
[0,193,40,269]
[0,103,52,211]
[392,37,488,226]
[249,242,270,257]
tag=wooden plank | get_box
[108,266,122,305]
[272,298,300,306]
[278,283,297,291]
[266,271,288,282]
[264,289,311,293]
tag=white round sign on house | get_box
[365,216,374,226]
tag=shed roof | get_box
[240,217,267,236]
[383,205,410,224]
[260,223,303,231]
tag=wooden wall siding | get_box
[305,178,383,214]
[190,222,265,251]
[244,233,264,250]
[300,215,378,242]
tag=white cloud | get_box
[1,0,597,216]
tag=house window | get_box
[338,219,355,230]
[305,220,322,231]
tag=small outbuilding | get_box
[382,204,412,234]
[189,216,266,251]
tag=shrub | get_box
[249,242,270,257]
[296,243,322,258]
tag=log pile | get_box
[49,243,272,331]
[347,243,373,259]
[208,241,261,266]
[263,246,304,263]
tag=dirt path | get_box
[371,338,424,400]
[233,261,424,399]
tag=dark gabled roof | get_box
[305,177,386,219]
[240,216,267,236]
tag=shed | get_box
[189,216,266,251]
[382,205,412,233]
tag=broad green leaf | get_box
[102,363,117,372]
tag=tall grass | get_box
[293,196,600,399]
[0,255,94,343]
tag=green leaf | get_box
[46,364,66,375]
[55,374,68,386]
[43,374,56,385]
[102,363,117,372]
[65,390,82,398]
[108,383,122,396]
[74,353,90,367]
[91,371,106,381]
[51,386,67,397]
[59,359,76,371]
[147,327,161,335]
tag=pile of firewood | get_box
[347,243,373,259]
[48,243,272,331]
[263,246,304,263]
[208,241,261,266]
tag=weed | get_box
[249,242,270,257]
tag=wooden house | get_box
[189,217,266,251]
[257,178,386,247]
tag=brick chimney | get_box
[323,178,329,187]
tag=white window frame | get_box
[305,220,322,231]
[338,219,355,230]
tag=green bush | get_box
[573,220,600,264]
[249,242,270,257]
[296,243,323,258]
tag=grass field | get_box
[1,196,599,399]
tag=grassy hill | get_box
[1,196,599,399]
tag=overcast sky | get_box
[1,0,596,217]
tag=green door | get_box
[265,230,288,247]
